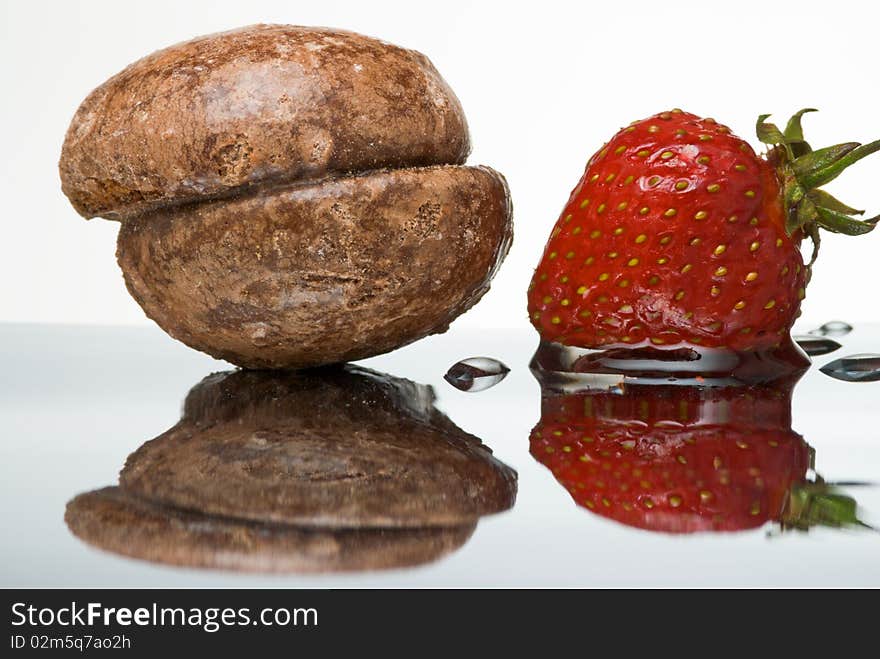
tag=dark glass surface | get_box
[2,323,878,586]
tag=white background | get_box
[2,0,878,330]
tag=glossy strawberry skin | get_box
[530,381,811,533]
[528,110,807,352]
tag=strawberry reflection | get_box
[530,347,867,534]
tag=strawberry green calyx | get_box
[757,109,880,264]
[782,480,873,532]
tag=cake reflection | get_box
[66,365,516,572]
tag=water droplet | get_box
[793,335,842,357]
[809,321,853,337]
[820,354,880,383]
[444,357,510,392]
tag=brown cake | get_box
[59,25,512,369]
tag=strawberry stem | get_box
[799,140,880,189]
[791,143,860,183]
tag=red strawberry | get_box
[528,109,879,352]
[530,377,866,533]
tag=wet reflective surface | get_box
[2,323,879,586]
[530,337,811,389]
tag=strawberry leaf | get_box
[807,189,863,216]
[815,206,878,236]
[783,108,817,143]
[756,114,788,151]
[783,108,817,158]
